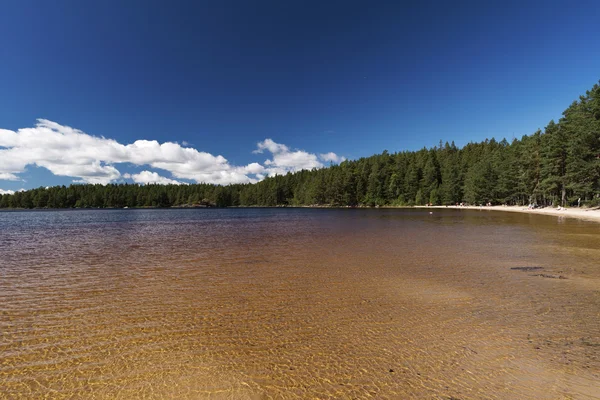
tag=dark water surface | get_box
[1,208,599,399]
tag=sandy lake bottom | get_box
[1,208,599,399]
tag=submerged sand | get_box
[0,209,599,399]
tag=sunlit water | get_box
[1,208,599,399]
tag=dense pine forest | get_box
[2,83,599,209]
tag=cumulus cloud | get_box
[255,139,344,177]
[0,173,20,181]
[0,120,344,186]
[0,188,25,195]
[319,152,346,163]
[253,138,290,155]
[124,171,186,185]
[0,120,257,185]
[239,162,265,175]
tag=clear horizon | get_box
[2,0,600,193]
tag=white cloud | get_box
[0,188,25,195]
[124,171,185,185]
[0,119,259,185]
[253,138,289,154]
[255,139,344,176]
[319,152,346,163]
[240,162,265,175]
[0,120,344,186]
[0,173,20,181]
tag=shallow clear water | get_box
[1,208,599,399]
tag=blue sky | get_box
[1,0,600,192]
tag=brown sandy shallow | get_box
[0,209,599,399]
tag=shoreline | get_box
[2,204,600,223]
[414,204,600,223]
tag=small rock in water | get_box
[511,266,544,271]
[531,273,568,279]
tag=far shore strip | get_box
[415,205,600,223]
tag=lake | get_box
[0,208,599,399]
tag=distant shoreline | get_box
[234,204,600,223]
[412,205,600,223]
[2,204,600,222]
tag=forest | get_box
[1,83,599,209]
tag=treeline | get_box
[1,83,599,209]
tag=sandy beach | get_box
[418,204,600,223]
